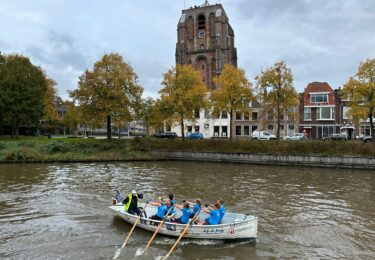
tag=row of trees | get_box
[1,50,373,141]
[69,53,299,140]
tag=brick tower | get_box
[176,1,237,90]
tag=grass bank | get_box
[0,136,375,163]
[0,137,151,162]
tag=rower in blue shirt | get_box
[149,197,169,224]
[217,198,225,224]
[199,203,220,225]
[174,202,191,224]
[186,198,202,218]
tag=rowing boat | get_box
[110,203,258,241]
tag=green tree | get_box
[255,61,299,142]
[342,58,375,140]
[0,54,47,137]
[70,53,143,139]
[212,64,254,140]
[159,64,207,140]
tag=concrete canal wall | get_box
[151,151,375,170]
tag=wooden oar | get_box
[163,209,201,259]
[145,206,173,249]
[121,203,148,248]
[113,203,148,259]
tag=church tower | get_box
[176,1,237,90]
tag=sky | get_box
[1,0,374,100]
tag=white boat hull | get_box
[110,203,257,241]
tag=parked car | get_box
[154,131,178,139]
[252,131,276,140]
[284,133,306,141]
[360,135,373,143]
[187,132,203,140]
[323,133,348,141]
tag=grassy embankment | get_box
[0,136,375,163]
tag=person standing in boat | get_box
[217,198,225,224]
[199,203,221,225]
[122,190,144,216]
[173,202,191,224]
[186,198,202,218]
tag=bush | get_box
[0,142,7,150]
[17,140,36,148]
[43,141,72,153]
[4,147,35,161]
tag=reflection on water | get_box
[0,162,374,259]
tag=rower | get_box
[186,198,202,218]
[217,198,225,224]
[199,203,220,225]
[122,190,144,216]
[149,197,170,224]
[173,202,191,224]
[165,194,176,217]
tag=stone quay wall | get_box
[151,151,375,170]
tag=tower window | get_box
[202,65,205,70]
[200,44,204,49]
[198,14,206,30]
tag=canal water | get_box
[0,162,374,259]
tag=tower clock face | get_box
[198,30,205,38]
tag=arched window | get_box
[198,14,206,30]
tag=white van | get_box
[252,131,276,140]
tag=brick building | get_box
[299,82,341,139]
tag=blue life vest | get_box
[208,209,220,225]
[219,205,225,222]
[156,203,167,218]
[181,208,191,224]
[192,203,200,215]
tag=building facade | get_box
[232,102,299,139]
[299,82,341,139]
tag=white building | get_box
[171,109,231,138]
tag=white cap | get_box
[131,190,137,194]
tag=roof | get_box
[304,82,333,93]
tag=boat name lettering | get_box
[203,228,224,234]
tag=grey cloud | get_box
[1,0,374,99]
[27,31,87,70]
